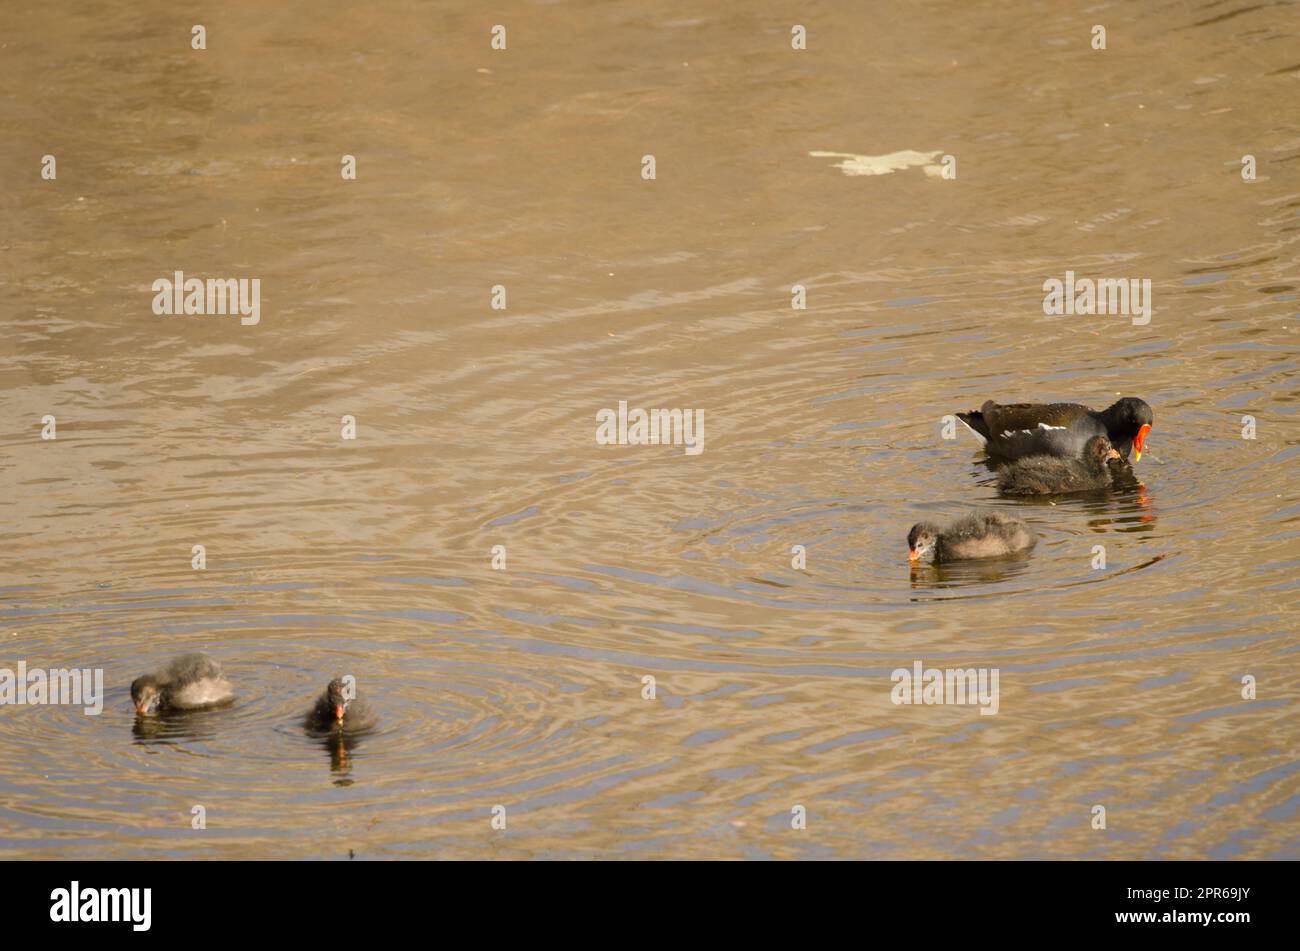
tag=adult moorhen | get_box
[997,435,1123,496]
[907,511,1037,564]
[131,653,235,714]
[956,397,1152,462]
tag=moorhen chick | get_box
[305,678,376,734]
[131,653,234,714]
[907,511,1037,564]
[956,397,1152,462]
[997,435,1122,496]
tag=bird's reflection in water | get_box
[308,727,367,786]
[1109,466,1157,523]
[1082,465,1159,531]
[131,708,226,746]
[909,552,1034,590]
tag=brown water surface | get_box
[1,0,1298,858]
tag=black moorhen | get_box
[305,678,376,733]
[956,397,1152,462]
[997,435,1122,496]
[907,511,1036,564]
[131,653,234,714]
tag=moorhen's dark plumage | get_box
[997,435,1122,496]
[907,511,1036,564]
[957,397,1152,462]
[131,653,234,715]
[304,678,376,734]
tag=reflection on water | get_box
[319,733,363,786]
[131,709,231,746]
[910,554,1036,591]
[0,0,1297,859]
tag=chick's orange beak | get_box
[908,549,919,562]
[1134,424,1150,462]
[335,705,345,720]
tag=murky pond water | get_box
[1,1,1297,859]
